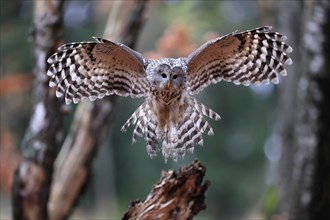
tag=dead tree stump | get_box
[123,160,210,220]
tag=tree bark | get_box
[277,0,304,216]
[278,0,330,219]
[12,1,66,220]
[48,1,149,220]
[123,160,210,220]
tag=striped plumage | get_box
[47,26,292,161]
[48,37,148,102]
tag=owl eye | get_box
[172,75,177,79]
[161,73,167,78]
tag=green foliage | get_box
[0,1,33,73]
[263,185,279,219]
[164,1,222,39]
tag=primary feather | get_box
[47,26,292,161]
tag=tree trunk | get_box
[48,1,149,220]
[278,0,330,219]
[12,1,149,220]
[11,1,66,220]
[277,0,304,215]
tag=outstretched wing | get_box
[47,37,149,104]
[187,26,293,95]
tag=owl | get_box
[47,26,292,161]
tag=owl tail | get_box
[121,98,221,162]
[121,101,159,158]
[162,98,221,162]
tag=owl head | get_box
[146,58,187,89]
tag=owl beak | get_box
[165,81,172,89]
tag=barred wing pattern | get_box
[187,26,293,95]
[47,38,149,104]
[47,26,293,161]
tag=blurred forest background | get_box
[1,0,329,219]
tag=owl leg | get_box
[167,123,179,143]
[155,126,164,141]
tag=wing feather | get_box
[187,26,293,95]
[47,38,149,104]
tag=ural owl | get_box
[47,26,292,161]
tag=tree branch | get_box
[123,160,210,220]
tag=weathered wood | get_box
[11,1,66,220]
[123,160,210,220]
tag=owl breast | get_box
[151,87,185,131]
[152,87,183,105]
